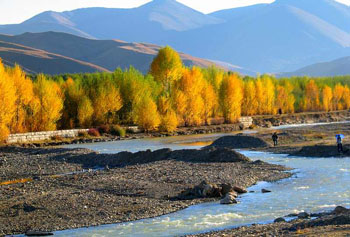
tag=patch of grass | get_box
[111,125,126,137]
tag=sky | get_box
[0,0,350,24]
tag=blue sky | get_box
[0,0,349,24]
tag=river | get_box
[56,123,350,236]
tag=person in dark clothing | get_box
[272,132,278,146]
[337,135,343,153]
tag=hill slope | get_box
[1,0,350,72]
[0,32,225,75]
[280,56,350,77]
[0,40,109,74]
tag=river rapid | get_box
[57,123,350,237]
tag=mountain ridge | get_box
[1,0,350,73]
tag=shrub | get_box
[51,135,63,141]
[111,125,126,137]
[98,124,110,134]
[78,131,88,137]
[88,128,100,137]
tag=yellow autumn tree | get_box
[177,67,205,126]
[322,86,333,112]
[172,90,187,126]
[33,74,63,131]
[343,86,350,110]
[8,64,35,133]
[149,46,183,93]
[333,84,344,110]
[219,74,243,123]
[242,80,257,116]
[305,80,320,112]
[202,81,217,125]
[159,110,178,132]
[92,81,123,125]
[77,96,94,127]
[276,82,295,114]
[262,77,276,115]
[0,59,17,141]
[158,95,178,132]
[133,95,160,132]
[255,78,264,114]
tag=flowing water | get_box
[56,123,350,236]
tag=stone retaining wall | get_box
[239,117,253,128]
[7,129,89,143]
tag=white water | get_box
[58,128,350,236]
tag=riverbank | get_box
[254,121,350,157]
[0,146,290,236]
[8,110,350,148]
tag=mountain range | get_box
[1,0,350,74]
[280,56,350,77]
[0,31,227,75]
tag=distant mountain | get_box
[279,56,350,77]
[0,31,225,75]
[0,40,109,74]
[1,0,350,73]
[0,0,221,41]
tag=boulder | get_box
[220,183,233,196]
[332,206,350,215]
[25,230,53,236]
[262,189,272,193]
[274,217,286,223]
[233,186,247,194]
[220,192,238,205]
[298,212,311,219]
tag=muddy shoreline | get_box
[0,146,290,236]
[12,110,350,148]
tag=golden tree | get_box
[333,84,345,110]
[343,86,350,110]
[202,81,217,125]
[322,86,333,112]
[77,96,94,127]
[92,81,123,125]
[178,67,205,126]
[149,46,183,93]
[0,60,17,141]
[133,95,160,132]
[305,80,320,111]
[219,74,243,123]
[33,74,63,131]
[8,65,34,133]
[242,80,257,116]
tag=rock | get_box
[220,192,238,205]
[298,212,311,219]
[233,186,247,194]
[332,206,350,215]
[261,189,272,193]
[274,217,286,223]
[209,135,269,149]
[220,183,233,196]
[25,230,54,236]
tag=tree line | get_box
[1,46,350,141]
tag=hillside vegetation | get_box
[1,46,350,141]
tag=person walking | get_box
[272,132,278,147]
[337,134,343,153]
